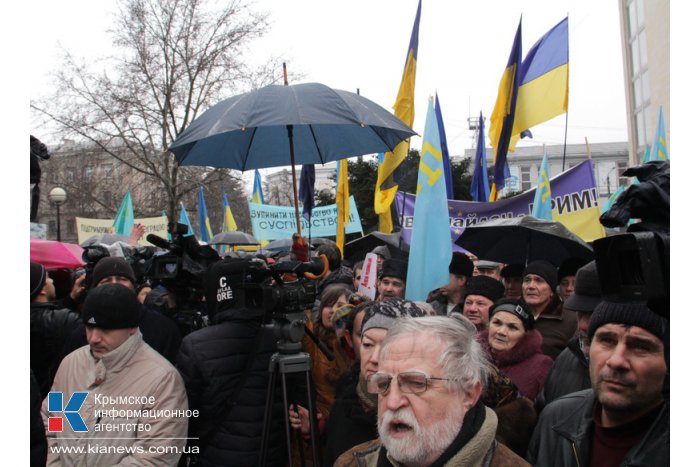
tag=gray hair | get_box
[378,313,488,394]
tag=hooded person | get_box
[43,284,188,466]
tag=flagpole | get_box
[561,111,569,171]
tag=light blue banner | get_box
[248,196,363,241]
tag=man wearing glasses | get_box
[335,314,527,466]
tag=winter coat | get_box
[538,337,591,409]
[479,330,553,401]
[527,389,669,467]
[334,405,529,467]
[176,308,288,467]
[30,301,83,397]
[533,301,577,359]
[43,331,188,466]
[31,370,47,467]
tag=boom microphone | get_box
[146,233,172,250]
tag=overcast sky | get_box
[30,0,628,170]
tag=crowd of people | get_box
[30,222,669,466]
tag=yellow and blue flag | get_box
[650,107,669,161]
[406,99,452,301]
[336,159,350,255]
[222,192,238,231]
[435,92,454,199]
[198,186,213,243]
[511,17,569,150]
[179,202,194,237]
[252,169,265,204]
[375,0,421,233]
[112,192,134,236]
[470,113,490,202]
[488,18,522,200]
[532,147,553,220]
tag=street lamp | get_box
[48,187,68,242]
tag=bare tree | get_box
[31,0,280,220]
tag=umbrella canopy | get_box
[31,238,85,269]
[169,82,418,170]
[344,231,409,264]
[454,215,593,266]
[81,233,130,247]
[210,231,259,246]
[263,237,335,253]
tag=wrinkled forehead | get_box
[379,334,445,373]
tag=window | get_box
[66,167,76,182]
[101,163,114,176]
[617,161,630,187]
[85,166,94,178]
[520,166,532,191]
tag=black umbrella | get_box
[210,231,259,246]
[344,231,409,264]
[169,80,417,234]
[263,237,334,253]
[455,215,593,266]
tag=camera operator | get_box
[176,257,290,466]
[61,256,182,364]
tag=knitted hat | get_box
[489,298,535,331]
[557,257,588,283]
[523,260,557,292]
[449,253,474,278]
[82,283,141,329]
[500,263,525,279]
[563,261,602,313]
[30,262,47,300]
[464,276,505,303]
[361,298,426,335]
[378,259,408,282]
[588,300,666,342]
[331,303,356,330]
[91,256,136,288]
[204,258,247,313]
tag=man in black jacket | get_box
[30,262,82,397]
[527,300,669,466]
[177,257,289,466]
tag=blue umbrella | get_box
[169,82,417,170]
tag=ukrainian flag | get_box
[406,99,452,302]
[511,17,569,150]
[198,186,213,243]
[488,18,522,200]
[222,192,238,231]
[252,169,265,204]
[374,0,421,233]
[112,192,134,236]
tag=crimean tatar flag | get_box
[336,159,350,255]
[198,185,213,243]
[532,147,553,220]
[374,0,421,233]
[112,192,135,236]
[510,17,569,151]
[406,99,452,302]
[252,169,265,204]
[488,18,522,201]
[222,192,238,232]
[650,107,669,161]
[179,202,194,237]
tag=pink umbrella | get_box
[30,238,85,269]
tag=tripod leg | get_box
[302,369,320,467]
[259,356,278,467]
[279,372,295,467]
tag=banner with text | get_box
[76,216,169,246]
[248,196,364,241]
[396,160,605,246]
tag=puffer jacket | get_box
[43,331,188,466]
[176,308,289,467]
[538,337,590,409]
[527,389,669,467]
[479,330,553,401]
[30,302,83,397]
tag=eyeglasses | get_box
[366,371,460,395]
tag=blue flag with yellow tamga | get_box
[532,148,553,220]
[179,202,194,237]
[406,99,452,301]
[650,107,669,161]
[112,192,134,236]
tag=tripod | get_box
[259,348,321,467]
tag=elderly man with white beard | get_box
[334,313,528,466]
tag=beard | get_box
[377,406,463,467]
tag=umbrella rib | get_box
[240,127,258,171]
[308,125,326,164]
